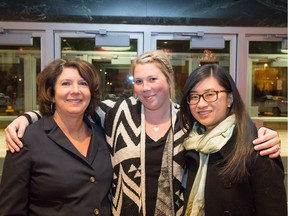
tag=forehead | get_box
[193,76,222,91]
[133,63,164,78]
[57,67,80,79]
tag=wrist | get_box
[21,113,32,125]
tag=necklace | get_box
[153,125,160,132]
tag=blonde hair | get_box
[131,50,175,101]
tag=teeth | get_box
[199,111,209,115]
[67,99,81,102]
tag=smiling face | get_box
[53,67,91,118]
[133,63,171,111]
[189,76,233,131]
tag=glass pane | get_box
[249,41,287,117]
[60,37,138,100]
[0,37,41,117]
[157,40,230,103]
[249,40,288,200]
[0,37,41,180]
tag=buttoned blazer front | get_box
[0,116,113,216]
[183,129,287,216]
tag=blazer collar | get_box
[42,116,100,166]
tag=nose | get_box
[197,95,208,107]
[142,81,151,91]
[71,83,80,93]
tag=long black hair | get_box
[180,64,257,183]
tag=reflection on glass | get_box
[250,41,287,117]
[60,38,138,100]
[0,38,41,117]
[156,40,230,103]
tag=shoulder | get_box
[86,118,105,136]
[251,151,284,172]
[20,117,49,149]
[101,97,140,114]
[24,117,45,135]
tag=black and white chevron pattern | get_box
[93,97,187,216]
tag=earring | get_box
[50,103,55,114]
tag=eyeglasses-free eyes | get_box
[187,90,230,105]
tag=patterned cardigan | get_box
[91,97,188,216]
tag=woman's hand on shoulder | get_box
[5,116,29,153]
[253,127,281,158]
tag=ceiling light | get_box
[101,46,131,51]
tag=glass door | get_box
[247,34,288,197]
[0,31,43,179]
[151,33,237,103]
[0,32,42,122]
[247,38,287,118]
[54,31,143,100]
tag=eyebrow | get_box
[190,88,215,93]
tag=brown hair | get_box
[37,59,100,116]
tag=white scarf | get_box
[183,115,236,216]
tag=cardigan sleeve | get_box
[93,99,117,128]
[250,154,287,216]
[0,144,32,215]
[93,98,130,128]
[22,111,42,124]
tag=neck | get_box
[53,112,86,133]
[144,103,172,140]
[144,103,171,125]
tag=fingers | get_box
[256,126,266,138]
[6,142,16,153]
[258,144,281,158]
[253,126,281,158]
[253,127,281,158]
[268,151,281,159]
[5,127,22,152]
[254,136,280,149]
[253,127,278,145]
[17,122,28,139]
[4,117,28,152]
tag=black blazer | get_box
[0,116,113,216]
[183,130,287,216]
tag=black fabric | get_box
[145,131,169,216]
[183,129,287,216]
[0,116,113,215]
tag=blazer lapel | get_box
[84,120,105,165]
[43,116,91,165]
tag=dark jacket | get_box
[0,116,113,216]
[184,129,287,216]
